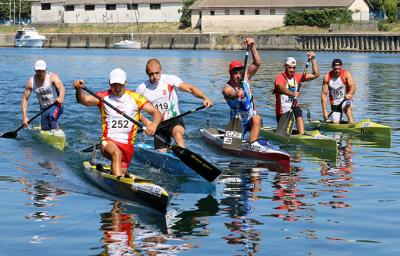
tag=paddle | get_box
[81,86,221,182]
[223,46,251,150]
[81,105,206,153]
[275,58,311,138]
[1,102,57,139]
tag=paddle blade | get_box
[1,131,17,139]
[222,116,242,150]
[276,111,295,137]
[171,145,221,182]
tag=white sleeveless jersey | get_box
[30,73,57,109]
[328,76,347,105]
[136,74,182,120]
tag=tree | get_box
[179,0,196,28]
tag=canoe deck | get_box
[305,119,391,139]
[200,127,291,167]
[33,126,66,150]
[82,161,169,213]
[260,126,338,156]
[134,143,206,181]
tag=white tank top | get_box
[328,76,347,105]
[136,74,182,120]
[30,73,57,109]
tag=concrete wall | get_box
[32,2,182,24]
[2,32,400,52]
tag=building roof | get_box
[190,0,371,9]
[33,0,182,4]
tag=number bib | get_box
[107,116,132,134]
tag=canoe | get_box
[305,119,391,139]
[134,143,206,181]
[32,126,66,150]
[200,127,291,167]
[82,161,169,213]
[260,127,338,155]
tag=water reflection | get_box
[98,201,191,255]
[219,164,270,254]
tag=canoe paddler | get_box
[21,59,65,131]
[321,58,356,124]
[274,52,320,134]
[222,37,263,149]
[73,68,162,177]
[136,59,213,153]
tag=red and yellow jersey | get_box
[327,69,349,105]
[97,89,148,145]
[274,72,304,116]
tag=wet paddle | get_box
[223,46,251,150]
[275,58,311,138]
[1,102,57,139]
[81,105,207,153]
[82,86,221,182]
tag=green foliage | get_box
[382,0,397,22]
[179,0,196,28]
[0,1,32,22]
[284,8,353,28]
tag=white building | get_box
[31,0,183,24]
[190,0,372,33]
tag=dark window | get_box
[210,10,215,15]
[150,4,161,10]
[270,9,275,15]
[85,5,95,11]
[225,10,229,15]
[255,9,260,15]
[106,4,116,11]
[65,5,74,12]
[127,3,138,10]
[240,10,245,15]
[41,3,51,10]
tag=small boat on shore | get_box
[260,127,338,156]
[200,127,291,167]
[112,39,141,49]
[15,27,46,48]
[305,119,391,139]
[134,143,206,181]
[32,126,66,150]
[82,161,169,213]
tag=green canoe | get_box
[260,127,338,156]
[306,119,391,139]
[33,126,67,150]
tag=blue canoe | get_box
[134,143,207,181]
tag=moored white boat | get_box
[15,27,46,48]
[112,39,141,49]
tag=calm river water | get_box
[0,48,399,255]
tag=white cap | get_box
[109,68,126,84]
[34,59,47,71]
[285,57,296,66]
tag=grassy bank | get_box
[2,22,400,34]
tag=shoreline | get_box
[2,32,400,52]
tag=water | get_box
[0,48,399,255]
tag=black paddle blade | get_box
[276,111,295,137]
[222,116,242,150]
[81,143,100,153]
[1,131,17,139]
[171,145,221,182]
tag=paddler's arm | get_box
[321,74,330,120]
[303,51,320,81]
[51,73,65,105]
[73,80,99,106]
[21,79,32,126]
[222,85,244,100]
[244,37,261,81]
[141,102,162,136]
[178,82,213,108]
[344,71,356,100]
[276,81,298,98]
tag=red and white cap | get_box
[285,57,296,67]
[229,60,244,71]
